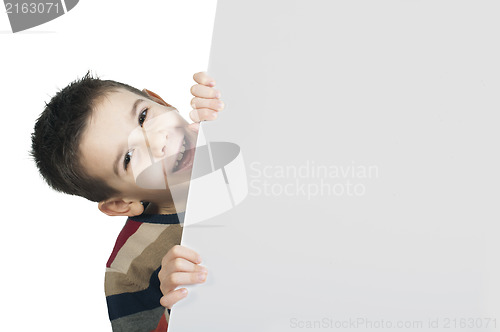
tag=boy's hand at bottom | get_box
[158,245,208,309]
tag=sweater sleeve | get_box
[104,218,183,331]
[105,267,169,331]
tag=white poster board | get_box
[170,1,500,331]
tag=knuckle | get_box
[161,251,172,264]
[160,256,168,266]
[213,99,224,110]
[171,244,182,256]
[167,274,177,286]
[190,110,201,122]
[159,283,167,295]
[161,295,172,309]
[203,109,214,120]
[173,258,183,270]
[158,268,166,281]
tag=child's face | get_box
[79,88,199,211]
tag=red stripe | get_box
[106,219,142,267]
[150,313,168,332]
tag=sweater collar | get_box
[128,211,185,224]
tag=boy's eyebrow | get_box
[112,98,145,176]
[130,99,145,120]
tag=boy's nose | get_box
[145,130,168,161]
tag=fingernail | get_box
[181,288,188,295]
[215,90,221,98]
[199,266,208,273]
[209,81,216,87]
[198,272,207,281]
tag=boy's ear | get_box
[98,198,144,217]
[142,89,174,108]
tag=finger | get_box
[164,245,202,265]
[160,288,188,309]
[191,97,225,111]
[191,84,221,99]
[190,108,218,123]
[166,271,208,290]
[160,270,207,295]
[193,72,216,87]
[168,257,208,273]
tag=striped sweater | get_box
[105,212,184,332]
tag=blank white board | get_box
[170,1,500,331]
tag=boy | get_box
[31,71,224,331]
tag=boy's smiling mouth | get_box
[170,133,194,174]
[173,137,187,171]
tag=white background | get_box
[0,1,216,330]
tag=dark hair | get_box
[31,71,151,202]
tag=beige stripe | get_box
[110,223,169,273]
[105,271,138,296]
[105,224,183,296]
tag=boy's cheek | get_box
[134,159,168,190]
[131,154,155,185]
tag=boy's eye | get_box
[138,108,148,127]
[124,150,133,171]
[124,107,148,171]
